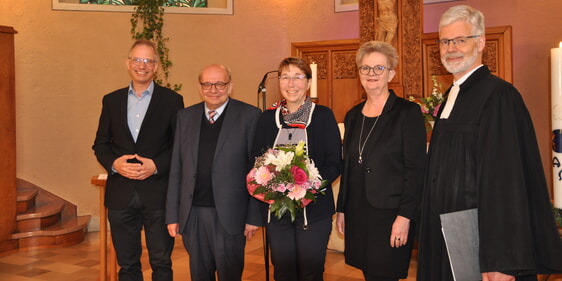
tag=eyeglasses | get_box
[436,35,481,48]
[358,65,390,75]
[129,57,157,66]
[279,74,307,84]
[200,81,230,90]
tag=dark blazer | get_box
[93,83,184,210]
[165,99,262,235]
[336,91,426,221]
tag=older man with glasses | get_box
[417,5,562,281]
[165,64,262,281]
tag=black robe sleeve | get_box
[477,82,562,274]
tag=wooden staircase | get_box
[13,178,90,250]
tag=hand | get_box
[336,212,345,235]
[244,224,259,241]
[482,272,515,281]
[133,154,156,180]
[167,223,179,237]
[390,215,410,248]
[112,154,143,179]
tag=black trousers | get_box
[363,271,398,281]
[108,191,174,281]
[181,206,246,281]
[266,215,332,281]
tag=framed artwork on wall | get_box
[423,0,460,4]
[52,0,233,15]
[334,0,459,13]
[335,0,358,12]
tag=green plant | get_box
[130,0,182,91]
[409,75,445,131]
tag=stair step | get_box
[14,215,90,249]
[16,200,64,232]
[16,188,38,214]
[6,178,91,251]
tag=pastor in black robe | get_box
[417,66,562,281]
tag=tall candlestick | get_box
[552,41,562,208]
[310,62,317,98]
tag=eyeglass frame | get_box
[436,35,481,48]
[199,81,231,90]
[128,57,158,66]
[279,74,308,84]
[358,65,391,76]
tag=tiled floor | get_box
[1,230,559,281]
[0,229,416,281]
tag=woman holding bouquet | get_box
[251,57,342,281]
[335,41,426,281]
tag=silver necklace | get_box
[358,114,380,164]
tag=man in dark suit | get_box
[93,40,184,281]
[166,64,261,281]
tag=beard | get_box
[441,47,479,75]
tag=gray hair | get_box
[356,41,399,70]
[439,5,485,35]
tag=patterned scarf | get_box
[269,97,313,129]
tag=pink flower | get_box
[285,183,295,191]
[291,166,308,185]
[287,185,307,200]
[433,102,442,117]
[274,183,288,193]
[255,166,273,185]
[420,104,429,114]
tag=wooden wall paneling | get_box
[421,26,513,97]
[292,39,361,123]
[358,0,423,98]
[0,25,18,253]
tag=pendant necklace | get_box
[288,128,298,140]
[358,114,380,164]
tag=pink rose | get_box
[291,166,308,185]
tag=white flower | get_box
[306,159,322,181]
[264,150,294,172]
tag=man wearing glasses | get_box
[93,39,184,281]
[165,64,262,281]
[417,5,562,281]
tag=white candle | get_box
[310,62,317,98]
[552,41,562,208]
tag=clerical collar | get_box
[454,64,484,86]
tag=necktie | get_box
[208,110,216,124]
[440,83,460,119]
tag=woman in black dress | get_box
[335,41,426,281]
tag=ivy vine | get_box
[130,0,182,91]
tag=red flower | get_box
[290,166,308,185]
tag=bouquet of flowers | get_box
[246,141,328,222]
[409,75,445,126]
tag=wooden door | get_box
[292,39,361,123]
